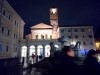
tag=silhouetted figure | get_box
[36,55,38,62]
[32,53,35,63]
[84,49,100,75]
[22,57,25,66]
[49,46,80,75]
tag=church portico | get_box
[20,39,61,59]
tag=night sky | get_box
[7,0,100,38]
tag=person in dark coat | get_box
[49,46,80,75]
[84,49,100,75]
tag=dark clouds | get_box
[7,0,100,38]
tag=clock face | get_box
[51,20,58,25]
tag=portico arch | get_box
[21,46,27,57]
[37,45,43,56]
[29,45,35,56]
[45,45,50,57]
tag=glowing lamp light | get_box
[51,8,57,14]
[71,41,76,46]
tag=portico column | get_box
[42,45,45,57]
[35,45,37,56]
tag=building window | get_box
[7,30,10,36]
[90,42,93,45]
[68,36,71,39]
[74,29,78,32]
[83,42,86,45]
[61,30,64,33]
[3,10,5,16]
[15,20,16,25]
[14,33,15,39]
[8,15,11,20]
[6,45,8,52]
[68,29,71,32]
[2,27,4,33]
[81,29,85,32]
[89,35,92,38]
[75,35,78,38]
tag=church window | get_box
[35,35,38,39]
[50,35,52,39]
[41,35,44,40]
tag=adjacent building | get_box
[0,0,25,59]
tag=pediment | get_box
[31,23,53,29]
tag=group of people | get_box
[46,46,100,75]
[31,54,43,63]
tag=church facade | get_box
[19,8,95,59]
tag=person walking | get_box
[84,49,100,75]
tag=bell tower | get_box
[50,8,58,28]
[50,8,59,39]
